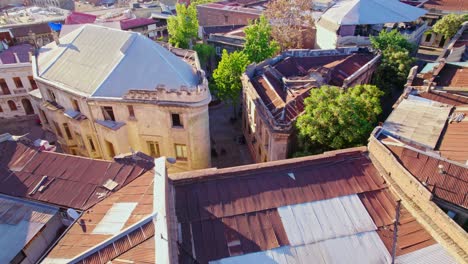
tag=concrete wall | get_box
[315,24,338,49]
[0,62,37,119]
[368,134,468,263]
[29,0,75,10]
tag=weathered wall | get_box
[0,63,36,118]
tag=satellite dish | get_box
[67,208,79,220]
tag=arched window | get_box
[8,100,17,111]
[0,104,3,112]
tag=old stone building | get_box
[0,42,37,118]
[30,24,211,172]
[242,47,380,162]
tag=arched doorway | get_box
[21,98,34,115]
[8,100,17,111]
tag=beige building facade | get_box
[242,48,380,162]
[31,25,211,172]
[0,43,37,119]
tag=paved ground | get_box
[0,115,58,145]
[209,102,253,168]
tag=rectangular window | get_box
[147,141,160,157]
[175,144,188,160]
[425,33,432,42]
[72,99,80,112]
[171,113,183,127]
[28,76,37,90]
[128,105,135,118]
[13,77,23,88]
[48,89,56,101]
[102,106,115,121]
[63,123,73,140]
[215,46,221,55]
[88,136,96,152]
[53,121,63,137]
[0,78,10,95]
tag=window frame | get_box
[174,144,188,161]
[13,77,23,89]
[171,113,183,128]
[101,106,116,121]
[147,141,161,158]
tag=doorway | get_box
[21,98,34,115]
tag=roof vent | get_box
[103,179,119,191]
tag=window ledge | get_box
[128,116,137,121]
[172,126,184,130]
[96,120,126,131]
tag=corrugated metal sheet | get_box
[419,91,468,106]
[44,169,155,262]
[383,96,452,149]
[37,24,198,98]
[0,140,152,210]
[395,244,457,264]
[210,231,391,264]
[92,202,138,235]
[175,151,385,224]
[385,144,468,209]
[277,194,376,246]
[0,195,58,263]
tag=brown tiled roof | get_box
[386,144,468,209]
[423,0,468,11]
[44,169,155,262]
[172,147,437,263]
[251,53,375,124]
[0,140,153,210]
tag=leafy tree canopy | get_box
[295,85,383,153]
[433,14,468,39]
[212,50,250,105]
[243,15,280,63]
[189,0,216,6]
[370,29,415,53]
[193,43,214,69]
[167,3,198,49]
[370,30,415,93]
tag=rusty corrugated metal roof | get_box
[43,168,155,263]
[0,140,153,210]
[386,144,468,209]
[172,148,441,263]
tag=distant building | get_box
[30,25,211,172]
[29,0,75,10]
[242,47,380,162]
[207,25,246,56]
[0,40,38,119]
[315,0,427,49]
[196,0,266,27]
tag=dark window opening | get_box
[0,78,10,95]
[88,136,96,152]
[102,106,115,121]
[63,123,73,140]
[28,76,38,90]
[128,105,135,118]
[171,113,183,127]
[72,99,80,112]
[53,121,63,138]
[8,100,17,111]
[13,77,23,88]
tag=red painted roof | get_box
[65,12,97,25]
[419,90,468,106]
[120,18,156,30]
[171,147,437,263]
[0,140,153,210]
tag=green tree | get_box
[193,43,215,69]
[370,30,415,93]
[212,50,250,115]
[295,85,383,154]
[190,0,216,6]
[167,3,199,49]
[370,29,414,53]
[243,15,280,63]
[433,14,468,39]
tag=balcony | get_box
[13,88,27,95]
